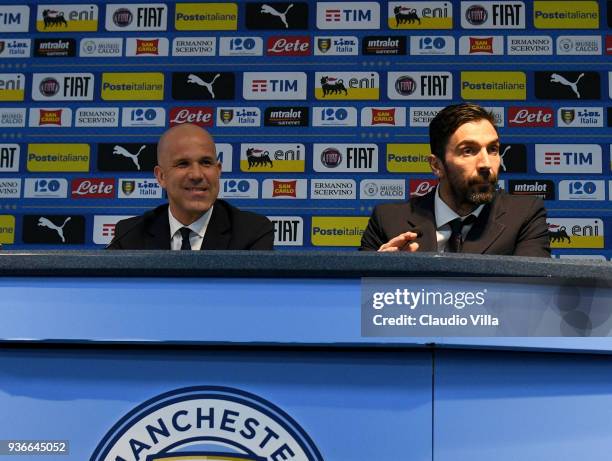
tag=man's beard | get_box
[448,170,498,207]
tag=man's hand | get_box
[378,231,420,252]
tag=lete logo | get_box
[508,107,554,127]
[71,178,115,198]
[169,107,213,126]
[267,36,310,55]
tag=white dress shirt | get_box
[434,186,484,252]
[168,207,213,250]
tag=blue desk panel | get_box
[3,277,612,353]
[0,347,432,461]
[434,350,612,461]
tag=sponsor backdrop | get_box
[0,0,610,256]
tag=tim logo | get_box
[243,72,306,100]
[245,2,309,30]
[316,2,380,29]
[535,144,602,173]
[0,6,30,32]
[246,147,273,169]
[90,386,322,461]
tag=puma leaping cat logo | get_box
[113,145,145,170]
[38,217,71,243]
[550,73,584,98]
[261,4,293,28]
[187,73,220,99]
[499,145,511,172]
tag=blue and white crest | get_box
[91,386,322,461]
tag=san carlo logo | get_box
[90,386,322,461]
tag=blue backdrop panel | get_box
[0,0,610,256]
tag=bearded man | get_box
[360,103,550,257]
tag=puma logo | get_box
[499,145,511,172]
[113,145,146,170]
[187,73,221,99]
[550,73,584,98]
[260,4,293,28]
[38,217,71,243]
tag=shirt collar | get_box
[434,185,484,229]
[168,206,214,239]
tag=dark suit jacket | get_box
[360,190,550,257]
[106,200,274,250]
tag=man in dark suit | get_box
[360,103,550,257]
[107,124,274,250]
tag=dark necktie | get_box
[179,227,192,250]
[447,215,475,253]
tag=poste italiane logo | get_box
[90,386,322,461]
[0,215,15,244]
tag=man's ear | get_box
[154,165,165,188]
[428,155,444,179]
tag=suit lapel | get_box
[200,203,231,250]
[144,207,171,249]
[462,197,506,254]
[408,192,438,252]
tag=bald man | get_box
[107,124,274,250]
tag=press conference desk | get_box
[1,251,612,461]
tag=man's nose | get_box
[476,148,492,170]
[187,163,204,180]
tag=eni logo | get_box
[91,386,322,461]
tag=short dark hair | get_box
[429,103,497,161]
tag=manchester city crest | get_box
[91,386,322,461]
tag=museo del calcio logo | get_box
[90,386,322,461]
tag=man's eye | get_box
[462,148,474,155]
[489,146,500,155]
